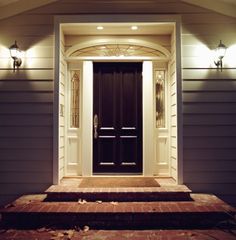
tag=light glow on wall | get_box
[0,45,12,68]
[196,45,213,67]
[25,48,37,58]
[225,44,236,68]
[197,43,236,69]
[24,48,38,68]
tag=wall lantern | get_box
[9,41,22,71]
[214,40,227,72]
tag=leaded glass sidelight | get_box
[155,70,165,128]
[70,70,80,128]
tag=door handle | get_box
[93,114,98,139]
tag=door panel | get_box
[120,70,138,128]
[120,136,138,166]
[93,62,142,174]
[98,136,116,166]
[100,70,116,128]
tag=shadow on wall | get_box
[182,11,236,207]
[182,11,236,52]
[0,10,54,51]
[0,8,56,206]
[182,11,236,72]
[182,68,236,207]
[0,69,54,207]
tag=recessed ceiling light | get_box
[131,26,138,30]
[97,26,104,30]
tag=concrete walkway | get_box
[0,229,236,240]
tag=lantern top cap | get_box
[9,40,19,50]
[218,40,226,49]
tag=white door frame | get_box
[80,60,155,176]
[53,14,183,184]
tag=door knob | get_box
[93,114,98,139]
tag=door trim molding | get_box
[143,61,154,176]
[82,61,93,176]
[54,14,183,184]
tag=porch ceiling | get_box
[0,0,236,20]
[62,23,174,36]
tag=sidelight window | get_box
[70,70,80,128]
[155,70,165,128]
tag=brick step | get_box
[1,194,235,229]
[45,185,192,202]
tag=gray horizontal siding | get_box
[0,172,52,183]
[183,136,236,148]
[183,103,236,114]
[182,7,236,206]
[185,160,236,171]
[0,4,54,206]
[0,148,52,159]
[0,93,53,103]
[0,80,53,91]
[183,126,236,136]
[182,66,236,202]
[182,77,236,205]
[0,103,53,114]
[183,92,236,103]
[0,183,51,195]
[183,149,236,160]
[0,138,52,149]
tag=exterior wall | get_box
[0,0,235,206]
[181,13,236,205]
[0,14,54,205]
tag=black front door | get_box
[93,62,143,174]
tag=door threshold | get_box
[92,174,144,177]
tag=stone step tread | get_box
[45,185,192,201]
[1,194,234,214]
[46,185,191,193]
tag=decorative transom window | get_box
[70,44,167,57]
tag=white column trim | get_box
[143,61,154,176]
[175,21,183,184]
[81,61,93,176]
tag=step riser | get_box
[46,192,192,202]
[1,212,232,229]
